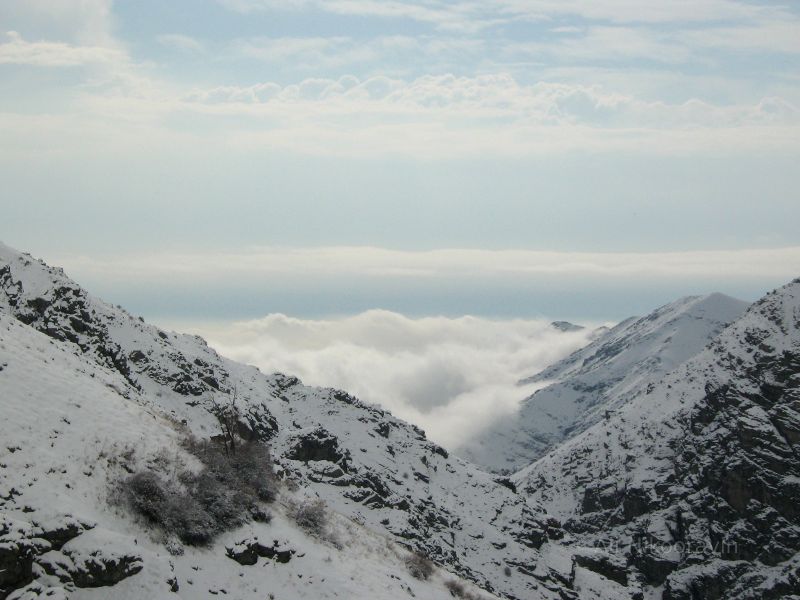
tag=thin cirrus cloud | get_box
[157,33,205,54]
[216,0,784,28]
[0,30,125,67]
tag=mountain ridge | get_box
[2,241,799,599]
[0,242,568,600]
[515,277,800,598]
[457,291,750,472]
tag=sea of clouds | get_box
[189,310,599,449]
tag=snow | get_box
[0,309,503,599]
[513,277,800,596]
[0,242,549,599]
[2,241,798,600]
[458,291,749,472]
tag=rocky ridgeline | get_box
[516,279,800,599]
[459,293,749,473]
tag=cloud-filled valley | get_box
[186,310,599,448]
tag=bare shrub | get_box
[444,580,485,600]
[405,552,435,581]
[125,471,168,521]
[289,498,343,549]
[118,435,278,546]
[121,470,216,545]
[291,499,328,536]
[211,390,240,455]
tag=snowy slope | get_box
[0,311,500,600]
[515,279,800,598]
[458,293,748,472]
[0,243,570,600]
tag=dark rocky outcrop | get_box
[0,514,141,598]
[572,551,628,586]
[226,537,295,565]
[66,551,143,588]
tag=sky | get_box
[0,1,798,322]
[1,3,799,303]
[2,0,799,445]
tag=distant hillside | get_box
[457,293,748,472]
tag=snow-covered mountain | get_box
[458,293,749,472]
[515,278,800,598]
[2,242,799,600]
[0,243,569,600]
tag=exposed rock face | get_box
[66,550,143,588]
[226,537,296,565]
[517,279,800,599]
[287,427,351,466]
[0,256,234,401]
[0,514,140,598]
[571,551,628,586]
[0,537,34,596]
[551,321,585,333]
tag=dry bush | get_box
[444,579,486,599]
[291,499,328,536]
[405,552,435,581]
[289,498,343,549]
[118,436,277,546]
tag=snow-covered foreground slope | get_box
[0,312,498,600]
[4,242,799,599]
[0,243,570,599]
[458,293,748,472]
[516,279,800,598]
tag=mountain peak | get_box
[513,275,800,598]
[455,290,750,473]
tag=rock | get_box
[4,581,70,600]
[226,538,296,566]
[663,560,750,600]
[59,530,144,589]
[254,539,295,564]
[0,516,39,595]
[572,551,628,586]
[36,516,94,551]
[225,542,258,566]
[581,481,621,514]
[628,550,679,586]
[66,550,143,588]
[0,539,35,594]
[286,427,349,467]
[35,550,75,584]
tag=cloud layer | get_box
[55,245,800,284]
[190,311,597,448]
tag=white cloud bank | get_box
[188,311,598,448]
[55,245,800,285]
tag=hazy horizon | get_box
[2,0,799,282]
[2,0,799,445]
